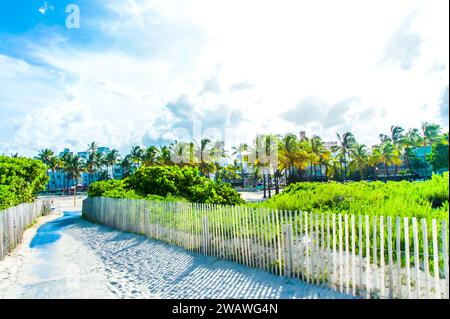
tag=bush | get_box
[88,165,244,205]
[0,156,49,210]
[253,172,449,221]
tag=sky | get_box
[0,0,448,157]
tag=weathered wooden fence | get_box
[82,197,449,299]
[0,201,51,261]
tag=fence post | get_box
[404,217,411,299]
[202,215,209,255]
[431,219,440,299]
[422,219,431,299]
[442,220,449,299]
[283,223,294,278]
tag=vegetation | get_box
[88,165,244,205]
[0,156,49,210]
[251,172,449,221]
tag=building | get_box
[45,146,123,191]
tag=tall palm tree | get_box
[142,146,160,167]
[349,143,368,180]
[278,133,298,183]
[120,155,133,178]
[87,142,98,155]
[211,140,226,181]
[232,143,249,186]
[48,155,62,190]
[157,145,172,165]
[105,149,120,179]
[38,149,54,190]
[378,140,402,181]
[404,128,423,175]
[332,132,356,181]
[421,122,442,146]
[309,135,329,181]
[130,146,144,169]
[64,154,85,204]
[197,138,212,176]
[85,154,96,185]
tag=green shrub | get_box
[253,172,449,221]
[0,156,49,210]
[88,165,244,205]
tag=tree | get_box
[309,135,329,181]
[142,146,160,167]
[38,149,54,190]
[232,143,249,187]
[426,133,449,172]
[378,140,402,181]
[120,155,133,178]
[421,122,442,146]
[105,149,120,179]
[64,154,85,189]
[349,143,368,180]
[130,146,145,168]
[332,132,356,181]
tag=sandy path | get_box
[0,209,352,299]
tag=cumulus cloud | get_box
[229,81,254,92]
[440,87,449,121]
[281,96,361,128]
[382,10,423,70]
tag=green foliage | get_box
[254,172,449,221]
[88,165,244,205]
[0,156,49,210]
[426,133,449,172]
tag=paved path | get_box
[0,210,352,299]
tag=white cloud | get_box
[1,0,449,156]
[38,2,54,15]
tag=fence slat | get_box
[404,217,411,299]
[422,219,431,299]
[442,220,449,299]
[431,219,440,299]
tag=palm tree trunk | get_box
[384,161,388,182]
[263,174,267,198]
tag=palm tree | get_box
[378,140,402,181]
[197,138,212,176]
[309,135,329,181]
[349,143,368,180]
[38,149,54,190]
[404,128,423,176]
[332,132,356,181]
[87,142,98,155]
[120,155,133,178]
[211,140,226,182]
[278,133,298,183]
[85,154,96,185]
[66,155,84,185]
[48,155,62,190]
[421,122,442,146]
[157,145,172,165]
[64,154,85,205]
[142,146,160,167]
[105,149,120,179]
[232,143,249,187]
[130,146,144,169]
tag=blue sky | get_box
[0,0,448,156]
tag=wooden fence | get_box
[0,201,51,261]
[82,197,449,299]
